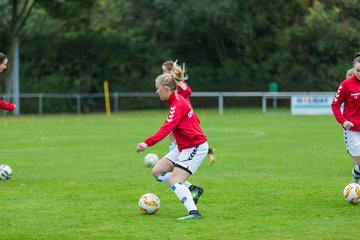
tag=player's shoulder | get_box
[339,77,352,87]
[172,95,189,110]
[344,75,359,84]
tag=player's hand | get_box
[136,142,148,153]
[343,120,354,130]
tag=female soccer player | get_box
[162,60,216,166]
[136,64,208,220]
[0,52,16,111]
[159,61,204,206]
[332,58,360,183]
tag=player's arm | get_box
[136,142,148,153]
[331,84,346,125]
[332,85,354,130]
[343,120,354,130]
[0,100,16,111]
[143,105,183,148]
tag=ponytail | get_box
[171,60,188,84]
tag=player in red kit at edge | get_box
[136,61,208,220]
[332,56,360,183]
[0,52,16,112]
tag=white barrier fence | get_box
[1,92,336,115]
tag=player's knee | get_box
[152,167,160,179]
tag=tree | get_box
[5,0,36,115]
[284,1,360,91]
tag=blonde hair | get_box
[171,60,188,82]
[162,60,188,82]
[155,73,177,92]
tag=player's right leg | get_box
[170,167,202,220]
[171,142,208,219]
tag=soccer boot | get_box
[189,185,204,205]
[208,148,216,166]
[177,210,203,220]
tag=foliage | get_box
[284,1,360,91]
[1,0,360,111]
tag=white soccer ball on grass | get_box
[343,183,360,204]
[0,164,12,180]
[138,193,161,214]
[144,153,159,167]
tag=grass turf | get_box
[0,108,357,239]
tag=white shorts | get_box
[164,142,208,175]
[344,129,360,156]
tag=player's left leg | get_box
[170,168,201,220]
[170,142,208,219]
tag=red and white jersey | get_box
[0,100,15,111]
[144,92,207,151]
[332,74,360,131]
[177,81,192,104]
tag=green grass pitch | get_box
[0,109,357,239]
